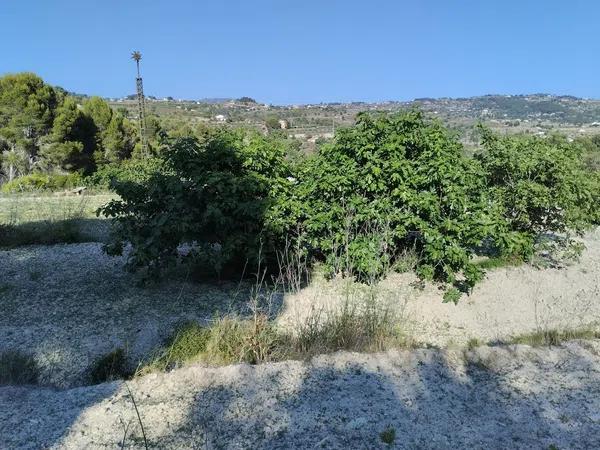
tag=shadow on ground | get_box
[1,342,599,448]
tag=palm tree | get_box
[131,51,142,77]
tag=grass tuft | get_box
[380,426,396,445]
[475,254,524,270]
[507,328,600,347]
[139,315,280,375]
[287,294,407,358]
[0,350,39,385]
[89,348,132,384]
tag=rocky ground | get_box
[2,342,600,449]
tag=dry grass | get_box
[507,328,600,347]
[0,193,114,224]
[138,279,410,376]
[0,193,115,247]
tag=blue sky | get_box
[1,0,597,104]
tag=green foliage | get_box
[0,73,137,181]
[442,287,462,305]
[97,110,600,299]
[82,96,113,134]
[265,114,282,130]
[477,129,600,242]
[237,96,257,104]
[1,172,83,193]
[0,350,39,385]
[141,316,279,372]
[99,130,292,278]
[284,111,497,288]
[474,255,523,270]
[0,73,59,146]
[89,348,131,384]
[87,157,164,189]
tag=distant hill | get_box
[402,94,600,125]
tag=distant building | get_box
[215,114,227,122]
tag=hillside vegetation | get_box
[1,72,599,298]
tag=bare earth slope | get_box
[2,342,600,449]
[0,229,599,388]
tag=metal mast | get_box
[131,51,148,157]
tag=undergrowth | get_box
[138,282,409,376]
[0,221,86,248]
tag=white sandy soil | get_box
[1,342,600,449]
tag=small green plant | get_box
[100,131,294,279]
[380,426,396,445]
[1,172,83,193]
[89,348,131,384]
[442,287,462,305]
[142,322,211,372]
[475,254,523,270]
[140,315,280,374]
[0,350,39,385]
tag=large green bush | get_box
[99,129,292,278]
[282,111,503,288]
[85,157,164,188]
[477,129,600,251]
[99,112,600,296]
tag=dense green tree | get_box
[0,73,60,163]
[82,96,113,134]
[96,113,134,165]
[41,97,97,172]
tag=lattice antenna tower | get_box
[131,51,148,157]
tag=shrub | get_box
[0,350,39,385]
[99,130,293,278]
[85,157,164,189]
[477,129,600,254]
[1,172,83,193]
[282,111,501,288]
[288,288,407,356]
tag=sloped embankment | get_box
[1,341,600,449]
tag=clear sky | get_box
[1,0,598,104]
